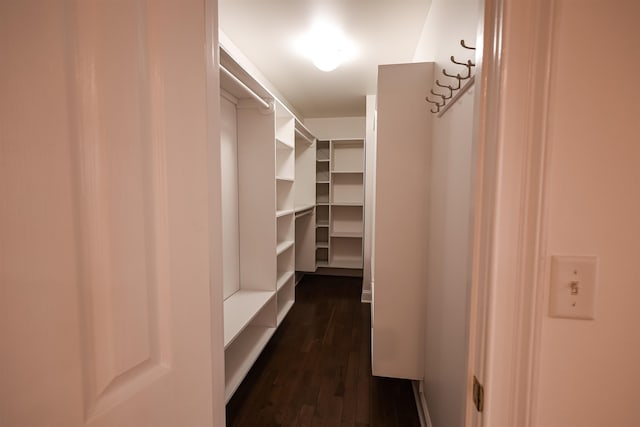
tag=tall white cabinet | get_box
[219,47,318,402]
[315,139,365,270]
[372,62,433,379]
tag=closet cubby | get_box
[316,140,330,161]
[276,180,294,214]
[224,296,277,401]
[331,173,364,205]
[329,237,363,268]
[316,160,330,182]
[316,227,329,246]
[276,214,294,254]
[316,204,329,226]
[276,244,295,289]
[331,139,364,172]
[330,205,363,237]
[316,183,329,203]
[276,140,295,180]
[316,247,329,267]
[276,277,295,324]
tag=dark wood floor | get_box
[226,275,420,427]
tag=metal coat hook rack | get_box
[425,39,477,116]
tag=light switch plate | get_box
[549,255,597,320]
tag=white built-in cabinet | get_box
[219,47,317,402]
[372,62,433,380]
[315,139,365,269]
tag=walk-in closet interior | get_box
[218,0,479,426]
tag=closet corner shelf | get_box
[276,209,295,218]
[276,270,294,290]
[316,180,330,184]
[331,170,364,174]
[316,242,329,249]
[276,176,294,182]
[316,158,330,163]
[316,222,329,228]
[316,261,329,268]
[223,290,276,348]
[276,240,295,255]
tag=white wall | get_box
[412,0,479,426]
[304,116,366,140]
[533,2,640,426]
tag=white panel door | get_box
[0,1,224,426]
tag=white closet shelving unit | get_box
[315,140,330,267]
[219,47,303,402]
[275,105,296,325]
[315,139,365,269]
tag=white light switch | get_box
[549,255,597,320]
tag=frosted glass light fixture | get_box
[297,21,355,72]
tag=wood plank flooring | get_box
[226,275,421,427]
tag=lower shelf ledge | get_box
[224,325,276,403]
[223,290,276,348]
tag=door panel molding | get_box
[71,0,172,419]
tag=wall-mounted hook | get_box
[425,96,442,113]
[435,80,454,98]
[461,39,476,50]
[430,88,451,101]
[442,69,463,88]
[450,56,473,79]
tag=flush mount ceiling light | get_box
[296,21,356,72]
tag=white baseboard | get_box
[361,289,372,303]
[412,380,433,427]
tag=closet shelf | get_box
[276,209,295,218]
[331,231,363,238]
[331,202,363,207]
[276,240,294,255]
[224,325,276,403]
[331,170,363,174]
[294,204,315,213]
[316,158,330,163]
[276,176,294,182]
[330,259,363,269]
[277,299,294,324]
[316,242,329,249]
[276,137,294,149]
[223,290,276,348]
[276,270,294,290]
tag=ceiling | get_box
[219,0,432,118]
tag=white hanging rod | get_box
[295,128,315,144]
[220,65,271,109]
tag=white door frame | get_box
[466,0,555,425]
